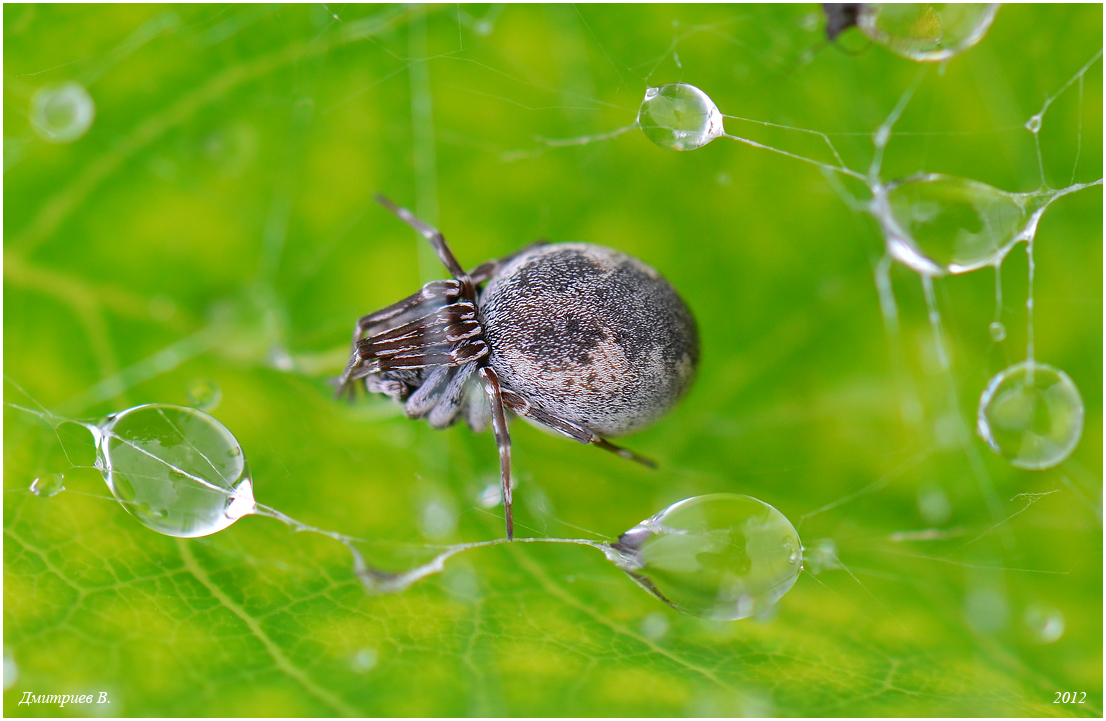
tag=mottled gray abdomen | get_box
[479,243,699,436]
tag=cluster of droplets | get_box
[632,24,1095,472]
[23,401,805,620]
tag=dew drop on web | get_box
[97,404,256,537]
[30,81,96,143]
[606,494,802,620]
[637,83,725,152]
[186,378,222,411]
[856,3,999,62]
[988,321,1007,342]
[29,473,65,498]
[873,174,1047,276]
[1023,603,1065,644]
[977,362,1084,470]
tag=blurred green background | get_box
[4,4,1102,716]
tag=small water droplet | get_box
[477,482,502,508]
[876,174,1046,275]
[473,19,492,36]
[637,83,725,151]
[640,612,669,639]
[97,404,255,537]
[803,537,840,575]
[350,648,378,673]
[1025,113,1042,133]
[2,647,16,691]
[29,473,65,498]
[988,321,1007,342]
[977,362,1084,469]
[917,484,952,525]
[186,378,222,411]
[419,497,458,540]
[30,81,95,143]
[856,3,998,62]
[1024,603,1065,643]
[965,587,1008,633]
[607,494,802,620]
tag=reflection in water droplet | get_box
[607,494,802,620]
[977,362,1084,469]
[1,645,15,694]
[30,473,65,498]
[1024,603,1065,644]
[186,378,222,411]
[988,321,1007,342]
[30,81,96,143]
[350,648,379,673]
[98,404,256,537]
[637,83,725,151]
[874,174,1047,276]
[856,4,998,62]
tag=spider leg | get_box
[469,240,550,284]
[375,195,471,288]
[428,362,479,428]
[499,389,657,469]
[351,279,462,348]
[478,366,514,540]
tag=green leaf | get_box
[5,4,1102,716]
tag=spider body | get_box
[338,197,699,539]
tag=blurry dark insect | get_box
[822,3,863,41]
[337,196,700,539]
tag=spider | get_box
[337,196,700,539]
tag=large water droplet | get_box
[186,378,222,411]
[988,321,1007,342]
[607,494,802,620]
[1023,603,1065,644]
[30,81,96,143]
[856,4,999,62]
[977,362,1084,469]
[874,174,1045,275]
[98,404,256,537]
[637,83,725,151]
[30,473,65,498]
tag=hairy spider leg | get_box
[478,366,514,540]
[499,388,657,469]
[376,194,473,294]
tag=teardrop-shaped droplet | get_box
[874,174,1046,275]
[29,473,65,498]
[606,494,802,620]
[97,404,256,537]
[637,83,725,151]
[30,81,96,143]
[977,362,1084,469]
[855,4,999,62]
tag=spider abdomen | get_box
[479,243,699,436]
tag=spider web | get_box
[4,4,1102,716]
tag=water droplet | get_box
[802,537,841,575]
[874,174,1046,275]
[607,494,802,620]
[640,612,669,639]
[965,587,1007,633]
[1025,113,1042,133]
[473,19,492,36]
[637,83,725,151]
[857,3,999,62]
[977,362,1084,470]
[1024,603,1065,644]
[476,482,502,508]
[186,378,222,411]
[418,497,458,540]
[30,81,95,143]
[97,404,255,538]
[350,648,378,673]
[988,321,1007,342]
[29,473,65,498]
[917,484,951,525]
[2,647,16,691]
